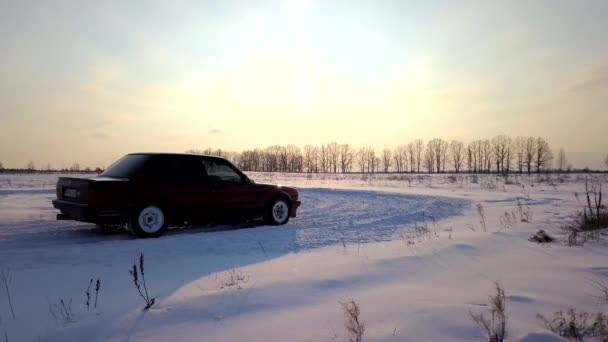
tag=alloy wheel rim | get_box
[138,206,164,233]
[272,201,288,223]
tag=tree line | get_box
[2,138,606,174]
[187,135,562,174]
[0,160,103,173]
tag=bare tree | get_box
[239,149,264,171]
[188,148,239,163]
[393,145,408,173]
[512,136,526,173]
[424,141,436,173]
[437,139,449,172]
[358,147,377,173]
[393,147,403,173]
[285,144,302,172]
[466,144,474,172]
[426,139,446,173]
[491,135,511,173]
[450,140,465,173]
[477,140,485,172]
[467,141,480,172]
[319,144,329,173]
[504,140,513,173]
[278,146,289,172]
[0,161,3,170]
[303,145,319,173]
[414,139,424,173]
[327,142,340,173]
[469,140,491,173]
[357,147,368,173]
[70,163,80,172]
[224,151,240,164]
[407,142,416,172]
[253,148,263,171]
[481,140,493,173]
[557,148,567,172]
[381,148,392,173]
[535,137,553,173]
[605,154,608,169]
[26,160,35,171]
[236,151,249,171]
[524,137,536,174]
[367,148,379,173]
[339,144,355,173]
[424,138,449,173]
[263,145,281,172]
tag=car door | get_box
[172,156,212,223]
[133,155,211,224]
[202,158,259,219]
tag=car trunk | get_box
[56,177,94,203]
[56,176,128,203]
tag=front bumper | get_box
[52,199,126,224]
[290,200,301,218]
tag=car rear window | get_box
[100,154,149,178]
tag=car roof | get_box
[127,152,228,161]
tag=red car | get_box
[52,153,301,238]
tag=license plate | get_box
[64,188,79,198]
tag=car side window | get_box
[139,156,206,183]
[177,158,207,182]
[202,159,242,183]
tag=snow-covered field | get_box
[0,172,607,341]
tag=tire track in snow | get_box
[0,188,470,267]
[292,188,469,250]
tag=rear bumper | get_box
[52,199,126,224]
[290,200,301,218]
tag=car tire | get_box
[265,197,291,225]
[128,205,168,238]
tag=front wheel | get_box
[265,198,291,225]
[128,206,168,238]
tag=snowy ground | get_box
[0,172,607,341]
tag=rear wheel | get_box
[265,198,290,225]
[128,206,168,238]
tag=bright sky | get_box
[1,0,607,169]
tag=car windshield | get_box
[100,154,149,178]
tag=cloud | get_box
[208,129,223,134]
[565,63,608,93]
[89,132,110,140]
[81,119,113,129]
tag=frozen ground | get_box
[0,172,607,341]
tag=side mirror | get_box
[246,176,255,184]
